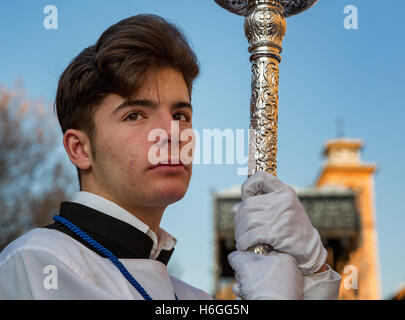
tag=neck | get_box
[81,184,165,236]
[106,195,165,235]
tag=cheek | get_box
[97,130,134,167]
[100,126,155,171]
[125,135,153,169]
[129,154,140,170]
[94,132,114,160]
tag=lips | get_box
[149,159,185,170]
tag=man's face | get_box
[89,67,194,210]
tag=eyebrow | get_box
[111,99,193,116]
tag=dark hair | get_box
[54,14,200,188]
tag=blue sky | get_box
[0,0,404,299]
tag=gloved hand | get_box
[233,170,327,275]
[228,250,303,300]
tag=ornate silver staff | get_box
[214,0,318,255]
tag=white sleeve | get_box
[0,249,34,299]
[0,248,121,300]
[303,264,341,300]
[170,276,214,300]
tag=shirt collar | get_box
[70,191,177,259]
[46,192,176,264]
[71,191,151,237]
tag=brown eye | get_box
[125,112,145,121]
[173,112,190,122]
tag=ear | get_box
[63,129,93,170]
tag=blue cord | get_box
[53,215,178,300]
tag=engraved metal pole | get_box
[245,1,286,177]
[214,0,318,256]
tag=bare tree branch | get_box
[0,83,75,251]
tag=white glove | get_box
[228,250,303,300]
[303,265,342,300]
[233,171,327,275]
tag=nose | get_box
[152,111,180,149]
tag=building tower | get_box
[316,138,381,299]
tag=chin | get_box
[156,182,189,205]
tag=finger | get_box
[232,283,241,298]
[230,202,241,215]
[241,171,286,200]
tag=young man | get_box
[0,14,341,300]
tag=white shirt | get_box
[0,192,341,300]
[0,228,210,299]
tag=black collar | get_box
[44,202,174,265]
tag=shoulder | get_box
[0,229,74,299]
[170,276,213,300]
[0,229,124,299]
[2,228,72,258]
[0,228,101,275]
[0,228,46,264]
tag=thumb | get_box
[230,202,241,216]
[241,170,286,200]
